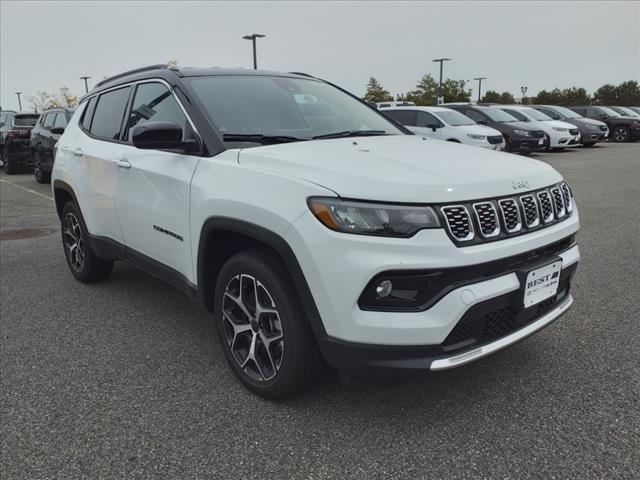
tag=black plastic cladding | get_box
[439,183,573,246]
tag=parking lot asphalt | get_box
[1,143,639,480]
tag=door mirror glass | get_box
[50,127,65,135]
[132,121,196,151]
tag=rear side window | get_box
[43,113,56,129]
[53,112,67,129]
[392,110,418,126]
[81,97,97,131]
[90,87,131,140]
[14,115,39,127]
[126,82,191,141]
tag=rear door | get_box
[73,87,132,243]
[114,81,201,283]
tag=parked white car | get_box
[381,106,506,150]
[498,106,581,149]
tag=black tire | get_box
[612,126,630,143]
[446,139,460,143]
[2,150,17,174]
[60,201,113,283]
[33,151,51,184]
[582,142,596,147]
[214,248,322,399]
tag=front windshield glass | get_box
[552,106,581,119]
[483,108,519,123]
[186,75,404,144]
[618,107,639,117]
[436,110,475,126]
[522,107,553,121]
[599,106,620,117]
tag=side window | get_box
[417,111,440,127]
[539,107,561,120]
[126,82,191,142]
[502,109,527,122]
[0,113,6,127]
[43,113,56,129]
[53,112,67,129]
[464,109,485,123]
[392,110,418,127]
[90,87,131,140]
[381,110,396,120]
[81,97,97,131]
[590,107,605,118]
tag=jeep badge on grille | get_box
[512,180,529,190]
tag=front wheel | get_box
[612,126,630,142]
[60,202,113,282]
[214,248,322,399]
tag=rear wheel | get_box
[2,150,16,174]
[214,248,322,399]
[33,151,50,183]
[612,126,630,142]
[60,202,113,282]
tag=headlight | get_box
[467,134,486,140]
[552,127,568,132]
[514,129,530,136]
[586,124,600,130]
[308,197,441,237]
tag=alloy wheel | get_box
[613,127,629,142]
[222,274,284,382]
[33,155,42,181]
[63,212,85,272]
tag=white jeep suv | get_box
[52,65,580,398]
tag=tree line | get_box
[363,77,640,106]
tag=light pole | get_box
[474,77,487,103]
[80,76,91,94]
[521,86,528,104]
[15,92,22,111]
[242,34,266,69]
[432,58,451,105]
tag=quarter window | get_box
[90,87,131,140]
[81,97,97,131]
[126,82,191,142]
[392,110,418,127]
[43,113,56,129]
[53,112,67,129]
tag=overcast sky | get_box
[1,1,639,110]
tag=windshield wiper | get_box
[312,130,388,140]
[222,134,304,145]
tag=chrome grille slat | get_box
[551,187,566,218]
[519,194,540,228]
[536,190,554,224]
[473,202,500,238]
[560,182,573,213]
[441,206,474,241]
[498,198,522,233]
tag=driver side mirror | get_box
[426,123,440,132]
[477,120,487,126]
[132,121,198,152]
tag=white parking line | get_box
[0,179,54,202]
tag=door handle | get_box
[114,158,132,169]
[68,147,83,156]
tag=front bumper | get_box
[507,136,546,153]
[580,127,608,143]
[548,130,581,148]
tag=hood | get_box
[564,117,606,127]
[238,135,562,203]
[547,120,579,130]
[457,124,503,136]
[497,121,540,132]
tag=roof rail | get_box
[94,64,169,88]
[288,71,315,78]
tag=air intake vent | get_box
[441,206,474,241]
[498,199,522,233]
[551,187,566,218]
[537,191,554,224]
[473,202,500,238]
[519,194,540,228]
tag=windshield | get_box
[598,106,620,117]
[551,106,581,119]
[185,76,404,145]
[483,108,519,123]
[617,107,639,117]
[13,115,39,127]
[522,107,553,121]
[436,110,476,126]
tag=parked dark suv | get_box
[30,108,74,183]
[569,106,640,142]
[444,104,546,154]
[0,111,40,174]
[531,105,609,147]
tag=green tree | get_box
[561,87,590,106]
[594,81,640,105]
[441,79,471,103]
[405,75,469,105]
[480,90,515,104]
[499,92,516,104]
[363,77,393,103]
[51,87,78,108]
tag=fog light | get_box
[375,280,393,298]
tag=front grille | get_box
[441,206,474,241]
[498,199,522,233]
[536,190,554,224]
[487,135,503,145]
[599,125,608,131]
[569,128,579,135]
[551,187,566,218]
[519,194,540,228]
[473,202,500,238]
[532,131,545,138]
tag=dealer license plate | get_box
[523,261,561,308]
